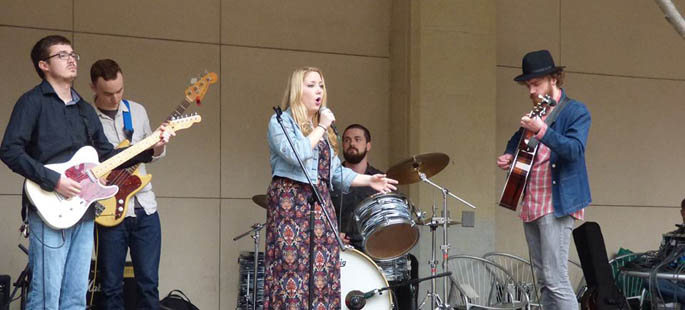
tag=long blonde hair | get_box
[280,67,338,151]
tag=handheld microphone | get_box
[319,107,339,136]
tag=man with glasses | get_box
[0,35,173,309]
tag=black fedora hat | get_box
[514,50,565,82]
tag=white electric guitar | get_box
[24,115,201,230]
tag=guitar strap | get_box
[122,99,134,141]
[76,100,95,147]
[526,95,570,149]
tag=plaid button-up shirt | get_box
[520,113,585,222]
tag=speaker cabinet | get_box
[0,275,9,310]
[88,261,138,309]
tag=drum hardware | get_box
[233,223,265,310]
[346,271,452,310]
[5,244,29,310]
[417,216,459,227]
[236,251,264,310]
[416,171,476,310]
[251,195,268,209]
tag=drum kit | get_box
[234,152,476,310]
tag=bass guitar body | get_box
[95,140,151,227]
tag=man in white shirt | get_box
[90,59,166,310]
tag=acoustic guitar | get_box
[498,95,555,210]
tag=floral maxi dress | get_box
[264,139,341,310]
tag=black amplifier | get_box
[0,275,9,310]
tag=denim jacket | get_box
[505,90,592,217]
[267,109,357,193]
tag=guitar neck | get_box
[104,98,193,179]
[91,131,161,178]
[168,99,192,120]
[92,73,212,178]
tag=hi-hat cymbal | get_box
[252,195,268,209]
[386,153,449,185]
[416,217,460,227]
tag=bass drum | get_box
[340,248,393,310]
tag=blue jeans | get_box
[523,214,578,310]
[27,208,94,310]
[654,279,685,305]
[97,208,161,310]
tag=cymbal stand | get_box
[417,210,444,310]
[417,172,476,309]
[233,223,265,310]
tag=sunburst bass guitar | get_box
[95,72,217,227]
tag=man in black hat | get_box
[496,50,591,309]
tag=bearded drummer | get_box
[331,124,383,249]
[331,123,419,310]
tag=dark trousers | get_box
[98,208,161,310]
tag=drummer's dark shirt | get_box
[331,163,383,250]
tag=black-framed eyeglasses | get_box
[44,52,80,61]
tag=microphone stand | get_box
[346,272,453,310]
[272,107,345,310]
[6,244,29,310]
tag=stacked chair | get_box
[446,255,529,309]
[477,252,587,309]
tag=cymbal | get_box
[416,217,460,227]
[386,153,449,185]
[251,195,268,209]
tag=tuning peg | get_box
[189,77,198,85]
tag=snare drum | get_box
[354,192,419,260]
[341,248,393,310]
[375,254,411,282]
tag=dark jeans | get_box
[98,208,161,310]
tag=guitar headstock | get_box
[530,94,555,118]
[184,72,218,104]
[169,114,202,131]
